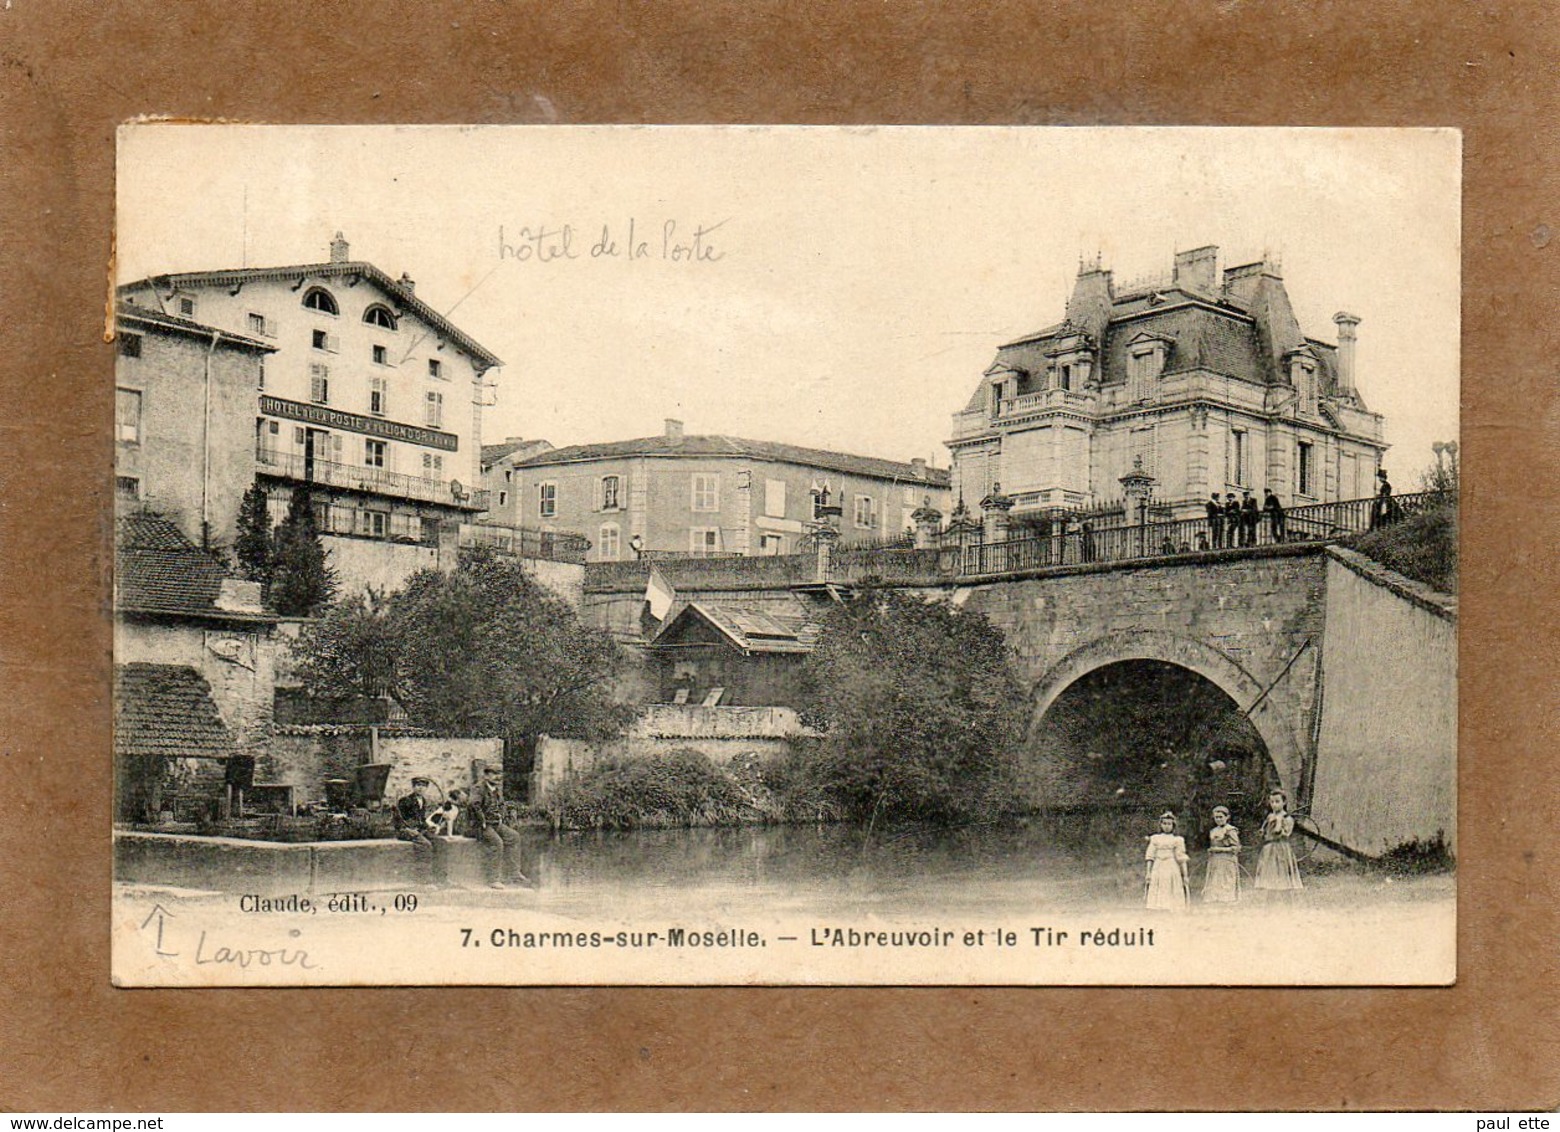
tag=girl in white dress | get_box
[1202,805,1241,903]
[1144,811,1190,911]
[1253,788,1304,895]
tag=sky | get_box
[117,125,1460,485]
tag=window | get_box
[176,295,196,317]
[1130,426,1157,478]
[599,523,621,560]
[765,479,787,518]
[854,494,877,530]
[311,329,338,352]
[369,377,388,416]
[118,333,142,358]
[690,527,721,556]
[247,312,274,337]
[759,533,784,556]
[1297,441,1314,497]
[421,452,444,476]
[601,475,621,511]
[504,469,513,483]
[115,388,142,443]
[691,473,719,512]
[309,364,330,404]
[1231,429,1247,487]
[372,344,387,365]
[425,391,443,427]
[427,359,442,379]
[116,476,140,500]
[363,305,398,330]
[498,490,508,506]
[256,418,281,460]
[538,482,557,518]
[302,287,338,315]
[365,439,387,468]
[357,509,389,539]
[257,355,266,390]
[1060,363,1073,391]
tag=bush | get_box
[543,749,757,830]
[1376,832,1456,875]
[1347,500,1458,594]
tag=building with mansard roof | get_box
[946,246,1387,526]
[117,233,502,593]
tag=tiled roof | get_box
[517,434,951,487]
[118,260,502,369]
[115,301,275,352]
[1101,305,1265,386]
[481,439,553,468]
[115,663,235,760]
[650,600,822,655]
[116,513,274,623]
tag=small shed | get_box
[644,600,821,709]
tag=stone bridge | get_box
[956,543,1326,797]
[585,539,1456,854]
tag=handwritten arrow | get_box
[139,903,179,957]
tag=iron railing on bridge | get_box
[953,490,1451,577]
[459,523,592,564]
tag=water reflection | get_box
[524,810,1162,914]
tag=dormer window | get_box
[1290,353,1318,416]
[302,287,339,315]
[363,304,398,330]
[1125,333,1171,402]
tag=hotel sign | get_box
[260,395,459,452]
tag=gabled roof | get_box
[118,260,502,369]
[115,663,235,760]
[481,439,554,468]
[116,513,275,623]
[115,301,276,352]
[648,600,822,655]
[516,434,951,488]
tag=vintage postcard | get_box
[110,125,1458,986]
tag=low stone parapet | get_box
[114,830,510,893]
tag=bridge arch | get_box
[1027,629,1305,796]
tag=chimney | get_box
[329,231,350,263]
[910,457,928,478]
[664,418,684,440]
[1333,311,1361,397]
[1173,246,1219,295]
[397,271,416,294]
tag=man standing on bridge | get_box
[1206,493,1224,550]
[1264,489,1287,543]
[1223,493,1241,548]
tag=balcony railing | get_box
[256,449,489,511]
[459,523,591,564]
[997,387,1096,417]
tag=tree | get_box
[292,547,635,745]
[233,481,274,583]
[798,587,1028,826]
[269,485,337,616]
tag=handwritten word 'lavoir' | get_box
[497,219,728,264]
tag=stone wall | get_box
[1310,548,1457,856]
[262,728,502,806]
[115,618,279,757]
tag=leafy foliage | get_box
[269,486,338,616]
[1349,464,1458,594]
[291,547,634,744]
[542,748,753,829]
[233,481,274,584]
[798,587,1028,825]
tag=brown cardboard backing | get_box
[0,0,1555,1112]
